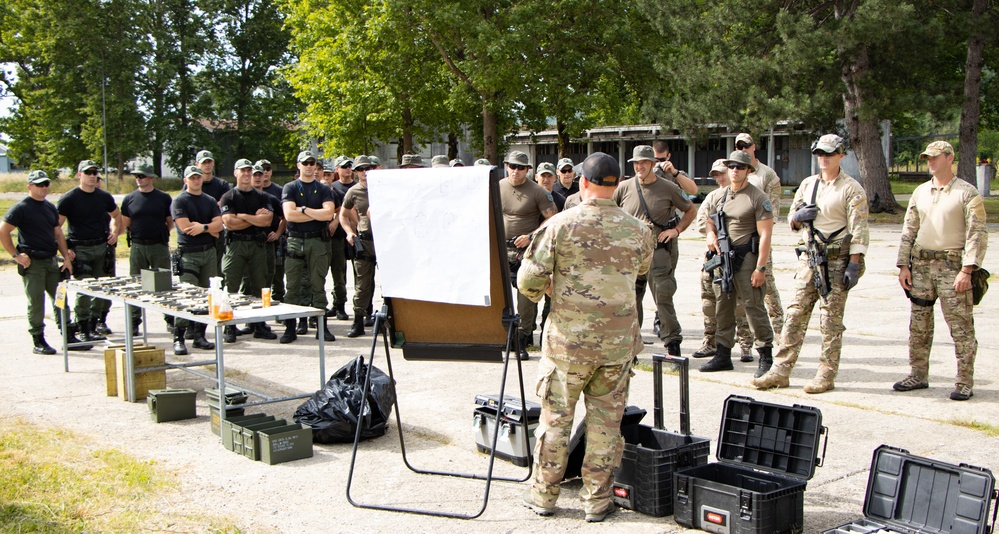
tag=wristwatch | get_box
[300,206,307,214]
[202,224,208,232]
[756,265,767,272]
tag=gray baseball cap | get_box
[430,155,450,168]
[77,160,99,172]
[254,159,272,168]
[504,151,530,166]
[252,164,265,174]
[183,166,203,178]
[323,161,336,173]
[557,157,574,171]
[196,150,214,164]
[234,158,253,170]
[710,159,728,175]
[335,155,353,168]
[722,150,757,172]
[627,145,655,163]
[131,163,156,177]
[297,150,317,163]
[536,162,557,176]
[27,170,50,184]
[736,133,754,146]
[581,152,620,186]
[353,155,374,170]
[812,134,846,155]
[474,158,491,166]
[400,154,426,168]
[368,155,381,167]
[449,158,465,167]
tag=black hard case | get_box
[822,445,997,534]
[674,395,828,533]
[611,354,711,517]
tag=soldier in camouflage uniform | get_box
[751,134,869,392]
[738,133,785,337]
[693,159,753,360]
[892,141,988,401]
[519,153,654,523]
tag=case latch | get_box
[739,490,753,519]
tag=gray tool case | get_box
[473,394,540,467]
[822,445,997,534]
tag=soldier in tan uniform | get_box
[752,134,869,391]
[501,150,558,359]
[519,152,654,523]
[699,150,775,373]
[738,133,785,337]
[693,159,754,360]
[652,140,698,195]
[892,141,988,401]
[613,145,696,356]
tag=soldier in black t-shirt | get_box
[121,163,173,335]
[169,166,223,355]
[0,171,77,354]
[328,156,359,321]
[57,160,122,342]
[258,160,286,303]
[193,150,232,278]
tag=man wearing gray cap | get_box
[258,159,286,303]
[449,158,465,167]
[194,150,232,281]
[535,162,565,211]
[474,158,491,166]
[614,145,696,356]
[329,155,363,322]
[737,133,785,337]
[58,160,122,342]
[501,150,558,359]
[553,158,579,199]
[1,171,76,354]
[519,152,654,523]
[699,150,775,373]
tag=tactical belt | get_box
[131,238,167,246]
[178,242,215,254]
[71,237,106,247]
[916,248,961,261]
[288,230,323,239]
[796,245,845,261]
[17,247,55,259]
[357,231,373,241]
[229,233,265,242]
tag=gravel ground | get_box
[1,224,997,533]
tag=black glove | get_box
[792,205,818,224]
[842,261,860,290]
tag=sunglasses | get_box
[559,168,573,173]
[301,160,317,166]
[727,164,748,170]
[262,166,272,171]
[134,175,150,179]
[339,164,352,169]
[813,151,835,157]
[655,157,669,163]
[33,181,51,187]
[354,166,369,172]
[83,169,99,176]
[508,164,530,171]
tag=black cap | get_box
[580,152,620,186]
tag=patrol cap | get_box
[368,155,381,167]
[710,159,728,176]
[252,164,265,174]
[234,158,253,170]
[353,155,374,171]
[920,140,954,159]
[736,133,754,147]
[811,134,846,155]
[27,170,50,184]
[77,160,99,172]
[580,152,620,186]
[335,155,353,168]
[254,159,272,168]
[297,150,317,163]
[557,157,574,171]
[323,161,336,173]
[722,150,757,172]
[183,165,203,178]
[504,150,530,166]
[430,155,450,168]
[474,158,491,166]
[400,154,426,168]
[131,163,155,177]
[536,162,557,176]
[627,145,655,163]
[449,158,464,167]
[196,150,214,164]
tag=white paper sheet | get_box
[366,166,492,306]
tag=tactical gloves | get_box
[842,261,860,290]
[792,205,818,224]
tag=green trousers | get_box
[72,243,111,322]
[284,236,329,309]
[22,257,61,336]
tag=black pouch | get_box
[17,263,25,277]
[972,268,990,305]
[104,244,116,275]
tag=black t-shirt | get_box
[201,177,231,202]
[551,190,566,212]
[264,183,283,204]
[553,181,579,199]
[3,197,59,255]
[219,187,273,236]
[121,188,172,241]
[330,181,355,238]
[57,187,118,241]
[259,189,282,232]
[171,191,222,247]
[281,179,336,234]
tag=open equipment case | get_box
[822,445,997,534]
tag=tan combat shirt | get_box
[896,176,988,268]
[499,178,556,238]
[703,184,773,246]
[748,161,782,219]
[612,176,691,232]
[791,171,869,256]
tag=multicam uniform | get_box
[897,177,987,389]
[747,161,785,337]
[762,171,869,387]
[342,184,375,325]
[518,198,654,516]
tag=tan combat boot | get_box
[750,370,789,389]
[803,373,835,394]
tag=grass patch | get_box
[0,417,240,533]
[947,419,999,437]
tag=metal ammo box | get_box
[222,414,272,452]
[473,394,540,467]
[674,395,827,534]
[822,445,996,534]
[258,424,314,465]
[239,419,287,460]
[207,387,249,436]
[147,388,196,423]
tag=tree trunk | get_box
[447,132,459,160]
[556,117,569,158]
[482,102,498,165]
[401,106,414,155]
[957,0,988,183]
[841,45,901,213]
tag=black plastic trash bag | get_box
[294,355,396,444]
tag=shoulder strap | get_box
[634,178,673,228]
[808,178,846,243]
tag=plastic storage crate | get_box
[472,394,540,467]
[674,395,828,534]
[611,354,710,517]
[822,445,997,534]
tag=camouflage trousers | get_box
[762,256,784,338]
[907,257,977,387]
[699,268,752,352]
[531,356,633,514]
[771,256,864,380]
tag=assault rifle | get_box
[708,209,735,293]
[798,205,852,302]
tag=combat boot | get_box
[95,311,113,335]
[296,318,308,335]
[131,317,141,338]
[699,344,733,372]
[364,314,375,327]
[336,304,349,321]
[517,333,531,361]
[308,316,318,329]
[184,326,196,340]
[754,347,773,378]
[751,370,790,389]
[315,317,335,342]
[60,322,93,351]
[666,340,681,357]
[280,319,297,344]
[80,319,106,342]
[173,327,189,355]
[223,325,238,344]
[739,341,754,363]
[32,334,56,355]
[347,315,365,338]
[691,340,715,358]
[236,324,253,335]
[253,322,277,340]
[803,376,835,394]
[192,325,215,350]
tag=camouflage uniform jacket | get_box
[518,198,655,365]
[749,162,782,219]
[896,176,988,268]
[791,171,869,256]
